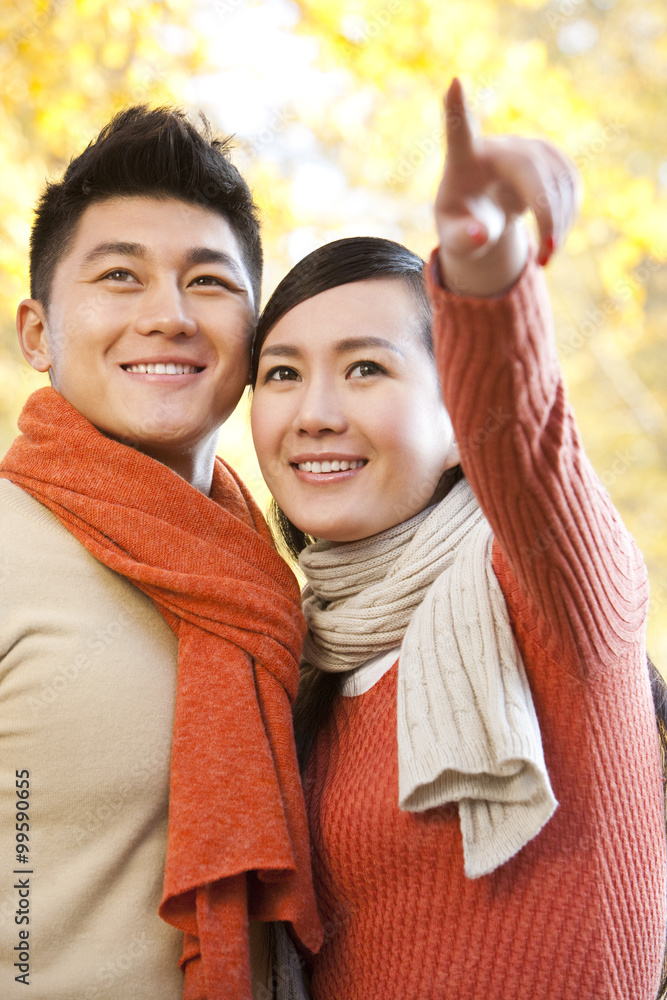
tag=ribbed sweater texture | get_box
[304,256,666,1000]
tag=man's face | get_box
[23,196,255,462]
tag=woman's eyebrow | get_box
[334,336,405,356]
[259,344,302,359]
[259,336,405,361]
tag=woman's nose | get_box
[292,379,348,435]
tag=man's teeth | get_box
[123,363,200,375]
[298,460,364,473]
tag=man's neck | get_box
[138,433,218,497]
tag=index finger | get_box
[444,77,476,167]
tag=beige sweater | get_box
[0,479,184,999]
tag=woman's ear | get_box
[16,299,53,373]
[445,434,460,469]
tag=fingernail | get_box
[467,222,486,245]
[538,236,555,266]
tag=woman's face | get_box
[251,277,459,543]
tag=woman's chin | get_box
[294,517,394,546]
[293,517,365,545]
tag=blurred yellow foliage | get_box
[0,0,204,452]
[1,0,666,662]
[288,0,667,662]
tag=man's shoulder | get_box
[0,478,175,646]
[0,479,69,541]
[0,480,87,599]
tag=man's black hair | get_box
[30,104,262,312]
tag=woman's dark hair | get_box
[251,235,446,562]
[251,235,464,770]
[30,105,263,312]
[252,235,432,379]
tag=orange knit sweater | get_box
[304,256,666,1000]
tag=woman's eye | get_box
[265,366,300,383]
[347,361,384,379]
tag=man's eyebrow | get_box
[79,243,248,287]
[81,242,148,266]
[259,336,405,360]
[183,247,248,285]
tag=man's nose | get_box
[134,281,197,338]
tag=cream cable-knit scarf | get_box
[299,478,558,877]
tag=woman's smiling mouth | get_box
[297,459,366,473]
[291,457,368,482]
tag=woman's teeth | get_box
[123,363,201,374]
[297,459,364,473]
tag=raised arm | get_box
[429,80,648,671]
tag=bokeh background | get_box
[1,0,666,660]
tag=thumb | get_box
[436,192,507,257]
[439,215,489,257]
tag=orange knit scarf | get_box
[0,388,323,999]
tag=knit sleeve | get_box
[425,250,649,673]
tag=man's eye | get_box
[191,275,224,287]
[265,366,300,382]
[190,275,246,292]
[347,361,384,379]
[101,269,135,282]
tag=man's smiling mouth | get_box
[121,363,204,375]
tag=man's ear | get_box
[16,299,53,373]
